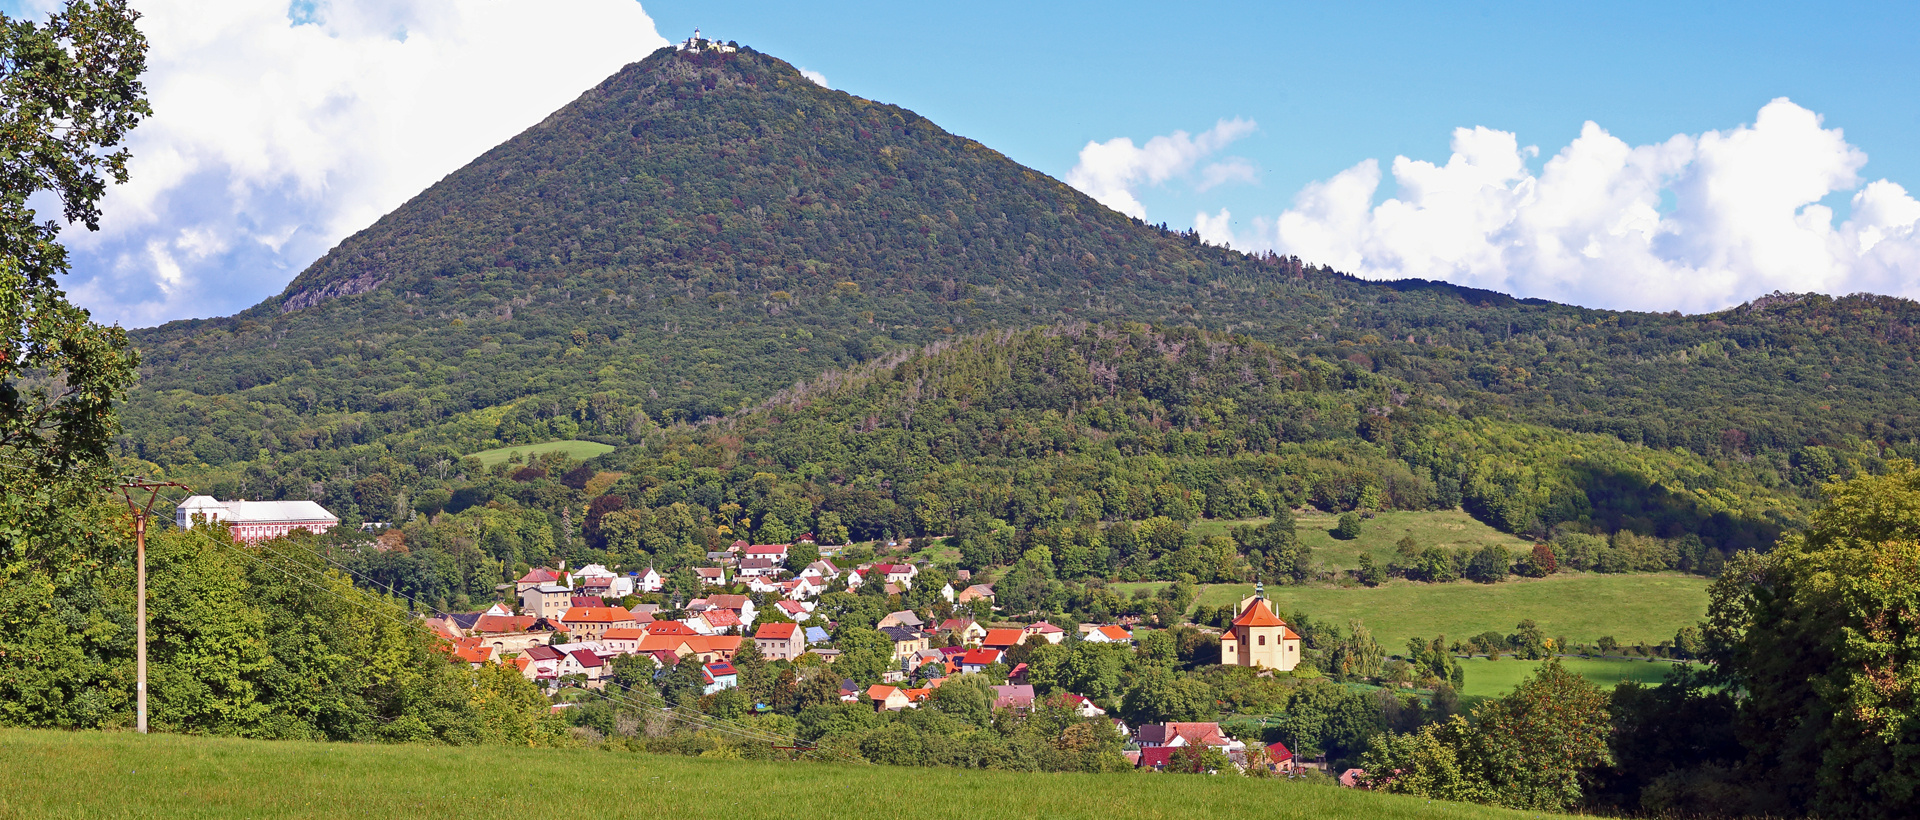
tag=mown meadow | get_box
[0,729,1568,820]
[1113,573,1709,651]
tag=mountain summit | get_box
[121,45,1920,502]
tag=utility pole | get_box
[114,479,191,735]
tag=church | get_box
[1218,586,1303,671]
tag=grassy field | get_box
[1190,511,1539,573]
[467,439,616,467]
[1112,574,1708,649]
[1295,510,1539,572]
[0,729,1571,820]
[1455,657,1679,698]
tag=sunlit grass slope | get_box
[0,729,1571,820]
[1114,573,1708,650]
[468,439,615,467]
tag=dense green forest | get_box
[112,46,1920,547]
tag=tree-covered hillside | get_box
[114,45,1920,538]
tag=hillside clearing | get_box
[467,439,615,467]
[1112,574,1709,649]
[1455,657,1681,698]
[0,729,1566,820]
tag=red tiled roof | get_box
[960,648,1003,666]
[755,623,799,640]
[567,649,604,668]
[645,621,697,635]
[981,629,1025,648]
[1095,625,1132,641]
[561,606,633,624]
[938,619,976,632]
[471,614,540,634]
[1231,599,1286,627]
[601,627,648,641]
[516,568,560,584]
[1267,741,1294,763]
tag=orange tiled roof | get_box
[1096,625,1132,641]
[982,629,1025,647]
[562,606,633,624]
[1231,599,1286,628]
[602,627,648,641]
[755,623,798,640]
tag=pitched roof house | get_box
[1083,625,1133,643]
[937,618,988,645]
[958,647,1004,674]
[737,557,780,578]
[877,610,925,630]
[866,684,912,711]
[694,567,727,586]
[702,661,739,695]
[559,606,637,641]
[956,584,995,604]
[753,622,806,662]
[992,684,1036,711]
[981,629,1026,650]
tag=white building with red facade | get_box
[175,496,339,543]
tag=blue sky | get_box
[652,0,1920,233]
[9,0,1919,324]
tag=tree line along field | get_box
[1111,573,1710,652]
[0,729,1571,820]
[1453,658,1679,699]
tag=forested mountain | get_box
[115,44,1920,543]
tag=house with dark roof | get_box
[880,626,930,666]
[737,557,780,578]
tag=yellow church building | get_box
[1218,587,1303,671]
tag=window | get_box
[1258,635,1266,646]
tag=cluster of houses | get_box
[432,554,1315,775]
[170,497,1333,777]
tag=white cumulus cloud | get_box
[56,0,669,327]
[1197,99,1920,313]
[799,67,829,88]
[1065,117,1257,220]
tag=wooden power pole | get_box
[114,479,190,735]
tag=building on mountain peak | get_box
[676,28,737,54]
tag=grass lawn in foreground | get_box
[1454,657,1682,698]
[0,729,1567,820]
[468,439,616,467]
[1111,574,1708,650]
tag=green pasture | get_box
[1112,573,1709,650]
[467,439,615,467]
[0,729,1571,820]
[1455,657,1680,699]
[1189,510,1540,573]
[1294,509,1539,572]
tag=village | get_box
[422,537,1321,776]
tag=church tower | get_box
[1218,584,1301,671]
